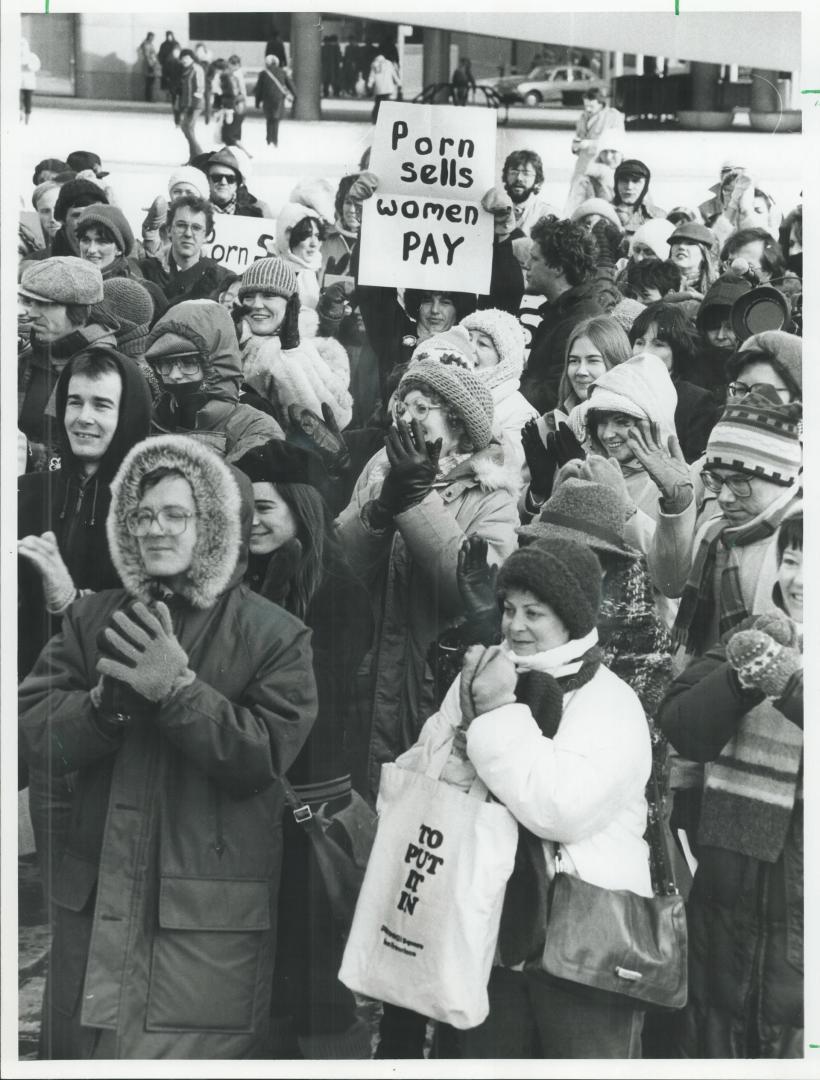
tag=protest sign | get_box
[201,216,278,274]
[358,101,496,294]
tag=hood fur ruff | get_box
[107,434,242,609]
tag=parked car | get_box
[478,65,607,107]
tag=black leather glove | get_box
[288,403,351,477]
[376,418,442,518]
[547,422,586,467]
[457,535,498,617]
[521,418,557,502]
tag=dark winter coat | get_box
[518,281,604,413]
[254,66,295,119]
[17,348,152,678]
[673,377,720,463]
[19,435,318,1058]
[138,249,235,308]
[658,647,803,1058]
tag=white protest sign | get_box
[358,101,496,294]
[200,215,278,274]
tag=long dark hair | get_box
[274,481,348,620]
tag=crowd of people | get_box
[17,78,804,1062]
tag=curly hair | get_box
[626,258,682,298]
[530,218,597,287]
[167,194,214,236]
[502,149,544,190]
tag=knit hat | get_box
[410,326,477,370]
[76,204,135,256]
[32,158,69,184]
[705,389,801,486]
[168,166,210,199]
[496,538,602,640]
[67,150,109,177]
[629,218,674,260]
[54,178,109,223]
[103,277,155,328]
[586,352,678,444]
[19,256,104,305]
[610,297,645,334]
[696,274,752,332]
[234,439,322,488]
[570,198,622,230]
[238,257,298,301]
[460,308,527,389]
[517,478,639,559]
[398,358,494,451]
[669,222,716,249]
[732,330,802,397]
[731,287,792,340]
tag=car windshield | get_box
[529,66,549,79]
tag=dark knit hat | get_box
[32,158,69,184]
[54,179,109,223]
[730,330,802,397]
[516,479,639,560]
[398,358,494,450]
[76,204,135,256]
[19,256,104,305]
[238,257,298,301]
[496,538,603,640]
[234,439,322,488]
[705,388,801,485]
[103,277,154,328]
[67,150,109,178]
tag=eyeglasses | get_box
[701,471,753,498]
[506,167,536,179]
[209,173,238,186]
[394,400,444,422]
[153,353,202,377]
[125,506,196,537]
[172,221,206,236]
[727,381,790,402]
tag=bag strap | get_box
[646,759,681,897]
[265,69,289,96]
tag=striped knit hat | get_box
[238,257,298,301]
[398,358,494,450]
[705,389,801,486]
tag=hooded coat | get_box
[145,300,284,460]
[612,160,666,236]
[275,203,323,311]
[336,445,520,799]
[19,435,318,1059]
[18,348,153,679]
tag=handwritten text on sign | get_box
[201,215,278,274]
[358,101,496,294]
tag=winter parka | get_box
[19,435,318,1058]
[336,445,519,799]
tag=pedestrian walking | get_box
[20,37,41,125]
[254,55,296,147]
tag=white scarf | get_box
[500,627,599,677]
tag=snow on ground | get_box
[17,101,803,233]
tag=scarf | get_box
[212,192,238,215]
[672,486,800,655]
[698,627,803,862]
[285,248,323,273]
[496,632,604,967]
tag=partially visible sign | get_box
[358,101,496,294]
[201,215,278,274]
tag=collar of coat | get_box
[432,443,519,497]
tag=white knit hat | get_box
[168,166,210,200]
[586,353,678,444]
[459,309,527,391]
[629,218,675,260]
[410,326,476,370]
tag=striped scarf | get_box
[698,691,803,863]
[672,486,800,655]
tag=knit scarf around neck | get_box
[213,192,238,214]
[496,631,603,966]
[672,485,801,655]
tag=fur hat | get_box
[586,352,678,444]
[103,277,154,327]
[238,257,298,301]
[398,358,494,451]
[76,204,134,256]
[517,478,639,559]
[705,388,801,486]
[459,308,527,390]
[54,178,109,223]
[496,538,602,640]
[168,166,210,199]
[410,326,476,370]
[19,256,104,305]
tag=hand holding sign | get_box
[481,187,516,240]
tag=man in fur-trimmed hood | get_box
[19,434,318,1059]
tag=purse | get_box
[540,766,688,1010]
[280,775,376,932]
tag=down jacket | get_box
[336,445,519,799]
[19,435,318,1058]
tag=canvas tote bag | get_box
[339,745,518,1029]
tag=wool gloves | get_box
[96,601,193,708]
[460,644,518,722]
[726,628,802,699]
[18,531,77,613]
[625,420,693,514]
[481,187,516,240]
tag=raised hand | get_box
[481,186,516,239]
[521,418,557,502]
[457,535,498,616]
[548,421,586,467]
[97,601,191,705]
[18,531,77,613]
[377,418,442,517]
[625,420,693,512]
[468,644,518,716]
[726,628,802,698]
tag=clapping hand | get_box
[18,531,77,613]
[457,536,498,617]
[625,421,693,512]
[521,418,556,502]
[378,418,442,517]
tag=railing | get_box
[412,82,510,125]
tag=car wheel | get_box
[523,91,542,107]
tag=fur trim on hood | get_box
[586,352,678,445]
[107,434,244,609]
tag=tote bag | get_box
[338,752,518,1029]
